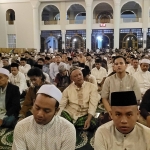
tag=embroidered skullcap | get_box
[37,84,62,103]
[140,59,150,64]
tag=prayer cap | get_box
[86,53,91,57]
[140,59,150,64]
[37,84,62,103]
[0,68,10,77]
[111,91,137,106]
[95,59,101,63]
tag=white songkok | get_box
[37,85,62,103]
[0,68,10,76]
[140,59,150,64]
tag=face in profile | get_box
[32,94,59,125]
[29,76,42,87]
[111,105,139,134]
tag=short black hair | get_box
[45,57,50,60]
[38,58,45,62]
[24,51,30,54]
[20,58,27,61]
[132,57,139,61]
[113,55,126,64]
[11,62,19,68]
[27,67,46,82]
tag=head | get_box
[82,68,90,81]
[20,58,27,66]
[0,68,9,88]
[37,58,45,66]
[55,54,62,63]
[111,91,139,134]
[24,51,30,59]
[86,53,92,61]
[73,56,78,62]
[27,67,46,87]
[33,85,62,125]
[45,57,50,64]
[132,58,139,69]
[58,65,67,76]
[140,59,150,72]
[95,59,101,70]
[67,57,73,65]
[70,67,84,87]
[113,56,127,74]
[10,63,19,76]
[2,57,9,66]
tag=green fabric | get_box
[61,111,98,130]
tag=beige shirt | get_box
[133,71,150,95]
[91,67,107,83]
[85,59,95,70]
[94,121,150,150]
[19,64,31,80]
[101,73,141,102]
[58,82,100,121]
[126,66,141,76]
[12,115,76,150]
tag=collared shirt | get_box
[101,73,141,102]
[12,115,76,150]
[94,121,150,150]
[19,64,31,80]
[9,72,28,94]
[58,82,100,121]
[0,86,7,119]
[126,66,141,76]
[50,62,67,80]
[133,70,150,95]
[91,67,107,83]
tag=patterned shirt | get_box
[12,115,76,150]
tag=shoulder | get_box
[7,83,19,89]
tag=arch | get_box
[66,3,86,12]
[93,2,114,12]
[6,9,15,24]
[41,4,60,21]
[45,36,58,50]
[121,0,142,9]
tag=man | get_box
[50,54,66,82]
[49,46,53,54]
[12,84,76,150]
[133,59,150,95]
[91,59,107,84]
[19,58,31,82]
[66,57,73,71]
[94,91,150,150]
[77,52,86,67]
[101,56,141,117]
[2,57,11,72]
[58,67,100,130]
[0,68,20,128]
[18,67,48,120]
[9,63,28,97]
[24,51,35,67]
[139,89,150,127]
[0,53,3,67]
[85,53,95,70]
[126,57,140,75]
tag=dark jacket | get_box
[5,83,21,117]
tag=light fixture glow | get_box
[97,36,102,41]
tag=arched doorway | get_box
[6,9,15,24]
[67,4,86,24]
[45,36,58,50]
[42,5,60,25]
[121,1,142,22]
[93,3,113,23]
[70,35,84,49]
[96,35,110,49]
[122,33,138,49]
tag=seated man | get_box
[94,91,150,150]
[18,68,49,121]
[58,67,100,130]
[0,68,20,128]
[139,89,150,127]
[9,63,28,98]
[12,85,76,150]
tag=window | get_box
[8,34,16,48]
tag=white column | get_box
[143,28,147,49]
[142,0,149,48]
[85,0,93,51]
[30,0,40,52]
[113,0,120,49]
[61,30,66,49]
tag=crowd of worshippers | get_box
[0,49,150,149]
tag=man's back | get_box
[12,115,76,150]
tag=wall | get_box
[0,2,34,48]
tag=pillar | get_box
[143,28,147,49]
[113,0,120,49]
[62,30,66,49]
[85,0,93,50]
[30,0,40,52]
